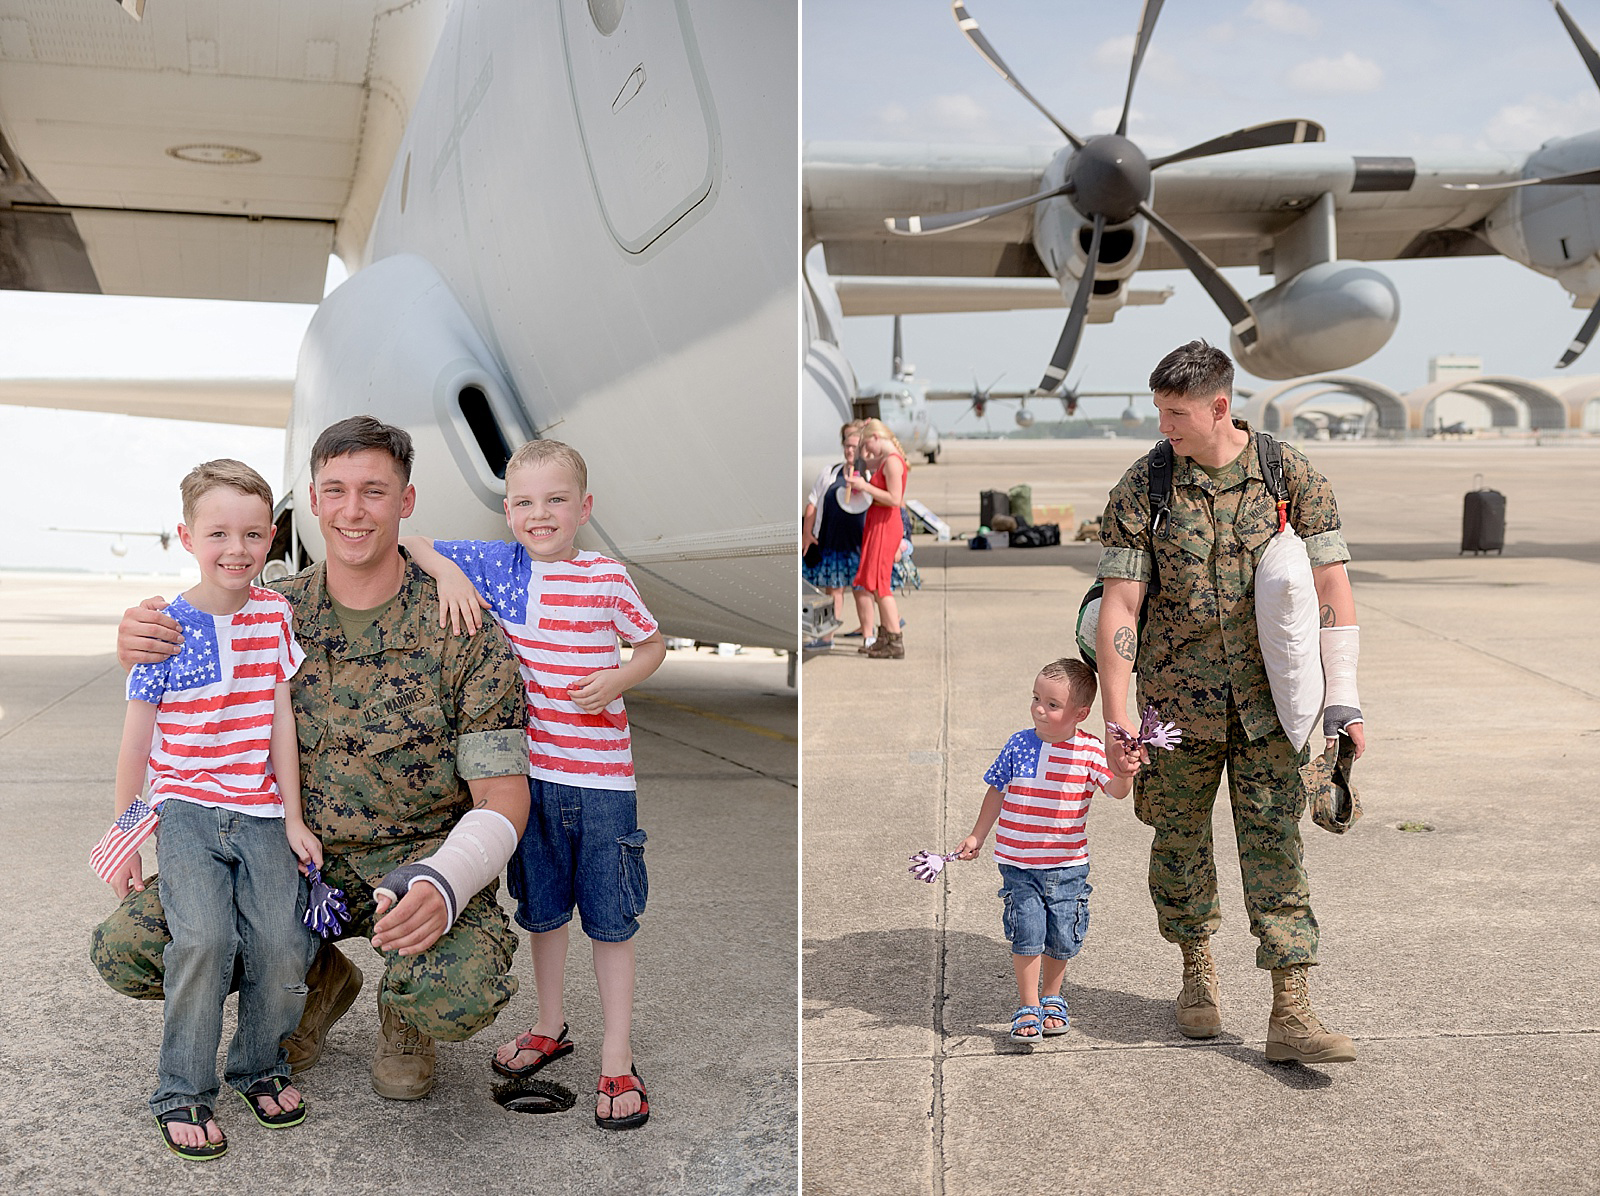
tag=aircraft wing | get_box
[0,376,291,425]
[0,0,443,301]
[805,141,1529,298]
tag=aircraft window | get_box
[457,386,512,479]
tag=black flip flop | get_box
[156,1105,227,1161]
[238,1076,308,1129]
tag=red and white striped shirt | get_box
[434,541,659,791]
[126,588,303,817]
[983,729,1113,869]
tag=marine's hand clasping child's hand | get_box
[569,668,627,714]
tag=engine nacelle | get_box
[1031,148,1147,293]
[1483,131,1600,296]
[1231,261,1400,380]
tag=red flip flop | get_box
[490,1022,574,1078]
[595,1065,649,1130]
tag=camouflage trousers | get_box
[90,849,520,1041]
[1132,702,1317,969]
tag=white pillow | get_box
[1254,526,1323,751]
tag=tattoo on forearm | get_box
[1113,625,1136,662]
[1320,604,1335,627]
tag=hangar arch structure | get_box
[1235,375,1407,433]
[1402,376,1568,430]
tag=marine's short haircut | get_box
[1038,657,1097,709]
[310,416,415,483]
[1148,339,1234,403]
[505,438,588,494]
[180,459,274,524]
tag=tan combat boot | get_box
[866,631,904,658]
[283,942,364,1073]
[1265,964,1355,1064]
[372,1002,436,1099]
[1176,937,1222,1039]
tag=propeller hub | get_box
[1069,135,1151,224]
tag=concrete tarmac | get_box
[801,436,1600,1195]
[0,573,796,1195]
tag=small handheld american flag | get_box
[89,798,159,884]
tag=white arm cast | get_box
[1320,625,1362,736]
[375,808,519,934]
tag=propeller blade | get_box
[885,184,1071,236]
[1036,214,1104,393]
[1149,119,1326,169]
[892,315,904,377]
[1116,0,1167,137]
[1557,297,1600,367]
[1553,0,1600,94]
[1444,167,1600,191]
[1138,202,1259,347]
[951,1,1084,149]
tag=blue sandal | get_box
[1009,1006,1043,1042]
[1040,994,1070,1036]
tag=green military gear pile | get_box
[91,558,529,1042]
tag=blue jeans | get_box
[151,799,314,1117]
[997,863,1092,960]
[505,778,648,943]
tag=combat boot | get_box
[372,1002,436,1100]
[1265,964,1355,1064]
[866,631,904,658]
[283,942,364,1073]
[1175,937,1221,1039]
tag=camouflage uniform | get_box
[91,555,529,1039]
[1098,422,1349,969]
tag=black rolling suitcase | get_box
[980,489,1010,527]
[1461,474,1505,555]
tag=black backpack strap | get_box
[1145,439,1173,598]
[1255,430,1291,531]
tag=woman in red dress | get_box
[849,418,909,659]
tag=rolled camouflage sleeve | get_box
[1097,464,1153,582]
[450,621,528,781]
[1286,451,1351,567]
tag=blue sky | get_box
[805,0,1600,428]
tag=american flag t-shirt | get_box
[983,728,1113,869]
[126,588,304,816]
[434,540,659,790]
[88,797,159,883]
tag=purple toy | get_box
[303,863,350,939]
[1108,705,1184,754]
[908,849,961,883]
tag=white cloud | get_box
[876,101,910,129]
[1245,0,1319,37]
[1285,52,1382,95]
[1093,34,1184,88]
[1482,92,1600,151]
[929,92,989,132]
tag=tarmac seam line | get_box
[0,660,120,744]
[932,550,952,1196]
[1362,597,1600,703]
[631,722,798,789]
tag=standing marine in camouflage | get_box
[1095,340,1367,1065]
[95,416,530,1100]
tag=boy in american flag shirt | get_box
[105,460,318,1160]
[402,438,665,1129]
[955,658,1132,1044]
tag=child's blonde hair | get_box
[1039,657,1096,709]
[179,459,274,524]
[856,418,904,458]
[506,438,588,494]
